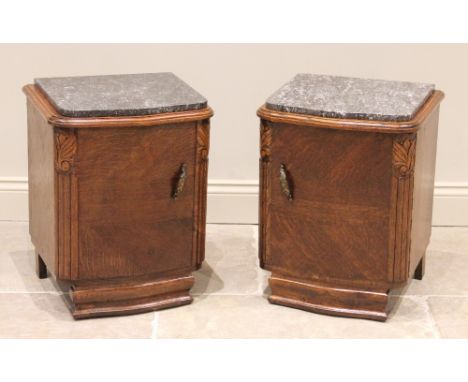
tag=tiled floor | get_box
[0,222,467,338]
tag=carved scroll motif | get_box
[393,135,416,178]
[260,123,272,160]
[197,121,210,162]
[193,120,210,269]
[55,131,77,174]
[55,129,79,279]
[259,120,272,268]
[390,134,417,282]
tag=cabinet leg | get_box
[36,254,48,279]
[414,255,425,280]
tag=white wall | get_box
[1,44,467,225]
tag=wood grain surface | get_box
[25,84,212,318]
[259,91,444,321]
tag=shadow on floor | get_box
[192,262,224,299]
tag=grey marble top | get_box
[35,72,207,118]
[265,74,435,122]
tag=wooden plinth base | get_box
[268,276,396,322]
[65,274,194,319]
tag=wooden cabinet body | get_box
[258,90,444,321]
[25,84,212,319]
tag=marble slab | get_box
[35,72,207,118]
[266,74,435,122]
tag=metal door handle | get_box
[279,164,293,201]
[172,163,187,199]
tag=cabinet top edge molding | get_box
[23,84,213,129]
[258,90,444,134]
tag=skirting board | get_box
[0,178,467,226]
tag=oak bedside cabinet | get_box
[257,74,444,321]
[24,73,213,319]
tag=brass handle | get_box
[172,163,187,199]
[279,164,293,201]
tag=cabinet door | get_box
[76,123,196,280]
[264,124,394,283]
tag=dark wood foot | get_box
[414,255,425,280]
[36,254,48,279]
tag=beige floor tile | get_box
[1,223,466,339]
[192,225,259,295]
[427,297,468,338]
[0,221,56,292]
[156,295,436,339]
[406,249,468,296]
[0,293,154,339]
[0,249,57,292]
[252,226,272,293]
